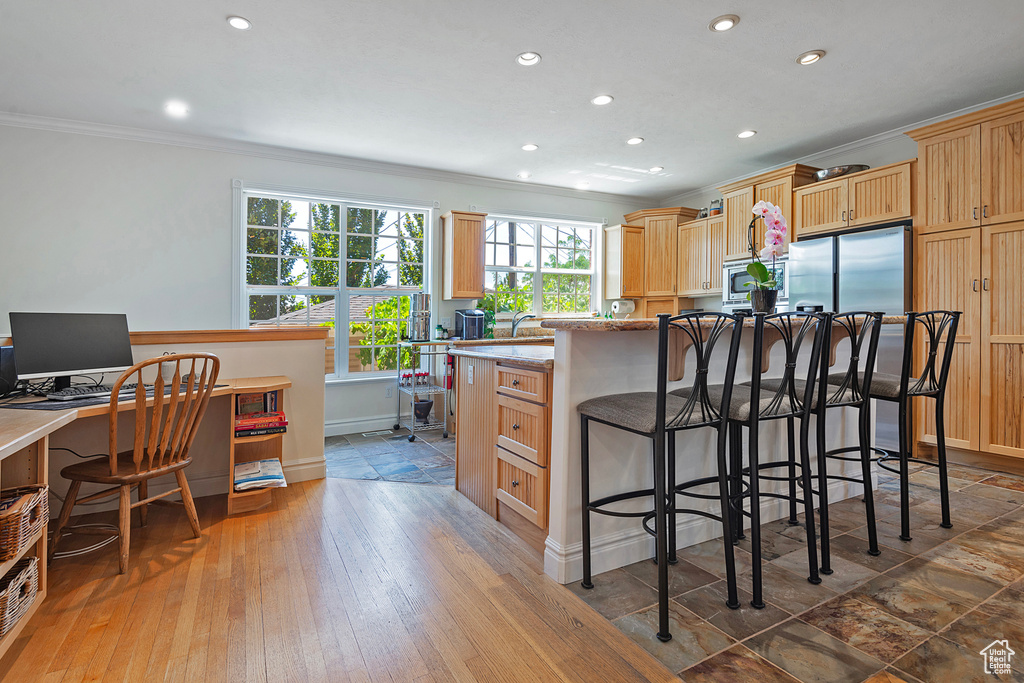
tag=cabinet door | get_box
[723,186,755,260]
[445,211,486,298]
[644,217,678,296]
[706,216,726,293]
[794,179,848,237]
[849,163,913,226]
[981,112,1024,225]
[643,296,678,318]
[756,177,794,252]
[914,229,981,452]
[980,222,1024,457]
[495,446,547,528]
[497,394,548,466]
[676,221,707,296]
[622,226,646,298]
[918,126,981,233]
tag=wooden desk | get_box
[0,409,77,660]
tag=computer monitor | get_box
[8,312,134,391]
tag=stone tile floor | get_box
[325,428,455,486]
[568,462,1024,682]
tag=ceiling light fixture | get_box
[521,143,539,151]
[737,130,757,139]
[164,100,190,118]
[516,171,532,180]
[591,95,613,106]
[709,14,739,32]
[626,137,644,145]
[516,52,541,66]
[227,16,252,30]
[649,166,664,173]
[797,49,826,65]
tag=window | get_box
[481,217,596,317]
[243,192,428,378]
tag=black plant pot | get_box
[750,289,778,314]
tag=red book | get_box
[235,411,286,426]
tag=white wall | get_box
[0,122,643,433]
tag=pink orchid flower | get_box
[760,242,784,259]
[751,200,774,217]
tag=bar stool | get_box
[830,311,960,542]
[578,312,745,642]
[679,312,829,609]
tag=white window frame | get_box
[484,214,600,319]
[233,180,434,381]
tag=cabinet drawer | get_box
[497,394,548,466]
[496,365,548,403]
[495,446,547,528]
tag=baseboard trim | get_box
[325,414,401,437]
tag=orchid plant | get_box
[744,200,787,298]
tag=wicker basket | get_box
[0,486,49,562]
[0,557,38,637]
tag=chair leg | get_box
[798,417,822,586]
[580,416,594,589]
[936,398,952,529]
[747,423,765,609]
[49,480,81,561]
[118,484,131,574]
[652,434,671,641]
[815,411,833,575]
[667,431,677,564]
[897,399,912,542]
[787,417,798,525]
[176,470,202,539]
[729,422,745,542]
[715,425,740,610]
[138,480,148,527]
[859,404,881,556]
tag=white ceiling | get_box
[2,0,1023,199]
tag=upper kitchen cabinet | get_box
[603,224,645,299]
[677,216,725,296]
[794,161,915,238]
[441,210,487,299]
[717,164,819,260]
[623,207,700,296]
[908,98,1024,234]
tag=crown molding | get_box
[659,89,1024,207]
[0,110,650,205]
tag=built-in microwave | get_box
[722,257,788,312]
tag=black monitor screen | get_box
[9,312,134,381]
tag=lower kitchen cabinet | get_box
[495,446,548,528]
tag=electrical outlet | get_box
[441,317,452,329]
[385,386,393,398]
[467,365,474,384]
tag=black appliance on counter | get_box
[454,309,485,340]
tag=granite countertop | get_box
[542,314,907,331]
[447,343,554,370]
[447,336,554,347]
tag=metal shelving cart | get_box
[393,340,449,442]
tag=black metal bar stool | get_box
[578,312,745,642]
[682,312,829,609]
[830,311,961,542]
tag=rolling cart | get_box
[393,340,449,442]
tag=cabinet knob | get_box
[511,379,520,386]
[511,480,519,487]
[512,423,520,430]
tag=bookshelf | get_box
[228,377,291,515]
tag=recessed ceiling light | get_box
[649,166,664,173]
[575,181,590,190]
[709,14,739,32]
[797,50,826,65]
[516,52,541,66]
[521,143,539,151]
[591,95,614,106]
[626,137,644,145]
[227,16,251,30]
[164,100,189,118]
[737,130,757,139]
[516,171,531,179]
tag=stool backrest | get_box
[902,310,961,398]
[822,312,884,407]
[108,353,221,475]
[748,311,828,421]
[657,312,745,431]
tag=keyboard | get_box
[45,383,143,401]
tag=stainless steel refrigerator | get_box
[788,225,912,449]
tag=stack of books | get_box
[233,459,287,491]
[234,411,288,437]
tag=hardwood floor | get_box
[0,479,676,682]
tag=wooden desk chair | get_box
[49,353,220,574]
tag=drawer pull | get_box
[512,423,520,430]
[511,480,519,487]
[511,379,520,386]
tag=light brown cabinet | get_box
[623,207,700,296]
[441,210,486,299]
[603,224,645,299]
[677,216,725,296]
[794,161,915,238]
[909,100,1024,234]
[718,165,819,260]
[642,296,679,317]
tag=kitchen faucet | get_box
[512,310,537,337]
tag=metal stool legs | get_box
[936,396,952,529]
[581,415,594,590]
